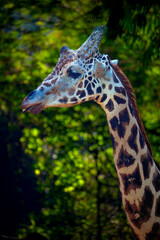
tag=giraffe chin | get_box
[23,103,44,114]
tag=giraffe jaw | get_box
[22,101,44,114]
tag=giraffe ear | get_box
[94,60,106,78]
[111,59,118,65]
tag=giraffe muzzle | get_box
[21,89,44,114]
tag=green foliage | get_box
[0,1,160,240]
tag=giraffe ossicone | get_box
[21,26,160,240]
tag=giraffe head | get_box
[21,26,118,113]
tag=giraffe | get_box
[21,26,160,240]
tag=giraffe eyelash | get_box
[67,66,82,79]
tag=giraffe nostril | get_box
[27,90,36,99]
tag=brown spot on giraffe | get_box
[76,90,86,98]
[145,222,160,240]
[117,145,135,168]
[78,81,83,88]
[128,124,138,154]
[84,80,88,88]
[120,165,142,195]
[43,82,51,87]
[108,84,113,90]
[105,99,114,112]
[119,107,130,125]
[109,108,130,138]
[59,96,68,103]
[125,186,154,229]
[109,116,118,131]
[139,130,145,149]
[113,72,119,83]
[70,97,78,102]
[115,86,126,96]
[110,134,118,154]
[140,152,153,180]
[152,168,160,192]
[46,91,51,95]
[68,87,75,96]
[102,83,106,89]
[114,95,126,105]
[40,86,44,91]
[51,78,58,84]
[87,83,94,95]
[100,93,107,103]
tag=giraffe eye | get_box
[67,66,82,79]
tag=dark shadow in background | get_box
[0,111,42,237]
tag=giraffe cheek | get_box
[60,82,70,92]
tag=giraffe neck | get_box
[97,67,160,240]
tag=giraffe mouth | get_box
[22,103,44,114]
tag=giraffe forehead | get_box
[58,43,110,70]
[42,50,111,90]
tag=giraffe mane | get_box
[110,63,153,158]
